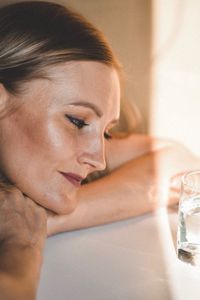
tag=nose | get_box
[77,137,106,172]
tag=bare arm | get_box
[0,186,47,300]
[105,133,178,171]
[47,135,199,235]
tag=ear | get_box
[0,83,10,112]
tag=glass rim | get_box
[182,170,200,193]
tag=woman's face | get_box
[0,61,120,214]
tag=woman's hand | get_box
[0,184,47,250]
[0,182,47,300]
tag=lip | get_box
[59,172,84,187]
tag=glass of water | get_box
[177,170,200,265]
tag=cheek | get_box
[12,114,76,160]
[0,117,72,179]
[45,122,82,167]
[0,115,81,213]
[47,122,75,152]
[0,125,46,184]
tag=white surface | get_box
[37,209,200,300]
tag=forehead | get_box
[47,61,120,119]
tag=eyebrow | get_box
[109,119,119,125]
[68,101,119,124]
[68,101,103,117]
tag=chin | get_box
[53,201,77,215]
[20,182,79,215]
[45,192,78,215]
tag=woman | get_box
[0,1,199,299]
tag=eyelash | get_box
[66,115,89,129]
[104,132,112,140]
[65,115,112,140]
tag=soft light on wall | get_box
[150,0,200,156]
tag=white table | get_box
[37,209,200,300]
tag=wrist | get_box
[0,238,44,277]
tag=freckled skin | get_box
[0,61,120,214]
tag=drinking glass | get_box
[177,170,200,265]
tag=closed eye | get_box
[66,114,112,140]
[65,115,89,129]
[104,132,112,140]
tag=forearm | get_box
[105,133,174,171]
[0,241,43,300]
[48,145,200,235]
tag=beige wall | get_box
[151,0,200,155]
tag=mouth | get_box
[59,172,84,187]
